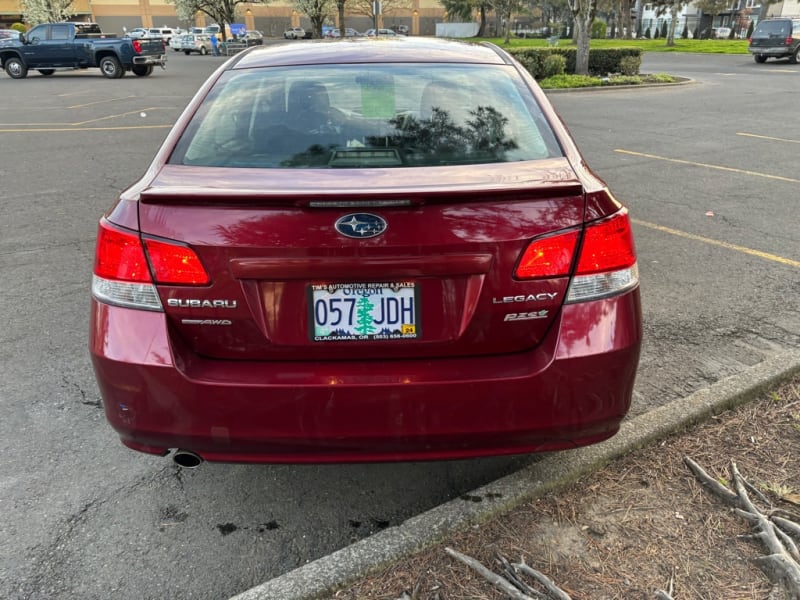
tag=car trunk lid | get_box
[136,161,586,361]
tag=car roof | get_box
[233,37,509,69]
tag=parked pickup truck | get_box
[0,22,166,79]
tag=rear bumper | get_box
[90,290,642,463]
[133,53,167,66]
[748,46,793,56]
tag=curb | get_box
[230,350,800,600]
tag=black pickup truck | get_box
[0,22,166,79]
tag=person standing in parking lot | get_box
[210,33,220,56]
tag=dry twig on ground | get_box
[685,456,800,599]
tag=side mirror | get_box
[19,33,26,43]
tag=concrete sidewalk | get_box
[231,349,800,600]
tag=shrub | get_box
[746,21,754,37]
[681,26,689,39]
[542,53,567,77]
[661,21,668,37]
[644,26,651,39]
[618,55,640,76]
[591,19,607,39]
[693,25,700,39]
[508,47,643,78]
[539,74,601,89]
[11,22,27,33]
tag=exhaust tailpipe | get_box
[172,449,203,469]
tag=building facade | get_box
[0,0,445,37]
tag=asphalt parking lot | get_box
[0,50,798,599]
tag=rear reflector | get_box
[515,230,579,279]
[144,238,210,285]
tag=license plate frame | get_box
[308,281,420,342]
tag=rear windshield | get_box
[169,64,562,169]
[753,20,791,37]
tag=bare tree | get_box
[295,0,333,38]
[348,0,412,27]
[22,0,76,25]
[171,0,271,40]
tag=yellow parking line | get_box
[615,149,800,184]
[0,125,172,132]
[68,96,136,109]
[632,219,800,268]
[737,132,800,145]
[73,108,171,126]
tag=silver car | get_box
[180,33,213,55]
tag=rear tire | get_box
[99,56,124,79]
[200,46,208,55]
[754,54,767,63]
[184,50,191,55]
[38,69,56,76]
[132,64,153,77]
[4,56,27,79]
[791,47,800,64]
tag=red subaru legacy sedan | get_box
[90,37,642,467]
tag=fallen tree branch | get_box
[444,547,539,600]
[685,456,800,599]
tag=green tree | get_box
[355,297,376,335]
[170,0,270,40]
[21,0,75,25]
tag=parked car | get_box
[749,17,800,63]
[364,28,398,36]
[0,28,22,42]
[168,34,184,52]
[179,33,212,55]
[90,37,642,467]
[125,27,149,39]
[700,26,731,39]
[240,30,264,45]
[150,28,180,43]
[391,24,409,35]
[325,28,361,38]
[284,26,311,39]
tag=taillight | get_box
[132,39,142,53]
[94,219,151,282]
[567,208,638,303]
[92,219,209,311]
[514,205,639,303]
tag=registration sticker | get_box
[309,282,420,342]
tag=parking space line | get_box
[68,96,136,109]
[632,219,800,268]
[615,149,800,184]
[73,108,171,126]
[737,132,800,144]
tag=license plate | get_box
[309,282,420,342]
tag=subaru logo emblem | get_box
[334,213,387,239]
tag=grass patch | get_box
[478,37,749,54]
[539,72,679,89]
